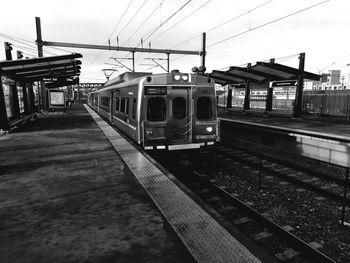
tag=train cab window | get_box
[132,98,136,119]
[173,97,186,119]
[147,97,166,121]
[197,96,212,120]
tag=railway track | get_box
[174,167,337,263]
[217,138,350,215]
[151,136,350,262]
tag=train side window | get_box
[115,97,120,112]
[132,98,136,119]
[121,98,126,114]
[125,98,129,115]
[197,96,212,120]
[173,97,186,119]
[147,97,166,121]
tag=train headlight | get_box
[174,75,181,81]
[181,74,189,81]
[206,126,213,133]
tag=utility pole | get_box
[35,17,47,111]
[293,53,305,118]
[4,42,13,60]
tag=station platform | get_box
[0,105,194,263]
[218,108,350,139]
[0,104,264,263]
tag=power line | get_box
[170,0,275,49]
[108,0,134,41]
[123,0,166,46]
[319,53,350,73]
[120,0,193,71]
[0,33,59,56]
[208,0,330,48]
[141,0,193,44]
[150,0,212,43]
[114,0,149,44]
[87,0,134,74]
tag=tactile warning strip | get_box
[85,105,261,263]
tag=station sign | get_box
[271,80,297,87]
[48,89,66,109]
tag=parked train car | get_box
[88,70,219,151]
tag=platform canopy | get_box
[0,53,82,88]
[209,61,320,86]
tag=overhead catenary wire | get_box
[318,53,350,73]
[170,0,275,49]
[207,0,330,48]
[140,0,193,44]
[149,0,213,43]
[119,0,193,71]
[147,0,330,72]
[123,0,166,46]
[113,0,149,44]
[87,0,134,75]
[0,33,59,56]
[108,0,134,42]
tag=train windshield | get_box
[147,97,166,121]
[197,96,212,119]
[173,97,186,119]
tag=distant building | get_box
[312,69,347,90]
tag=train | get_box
[87,70,219,152]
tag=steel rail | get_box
[190,171,337,263]
[218,143,350,206]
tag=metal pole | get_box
[4,42,13,60]
[341,167,349,227]
[35,17,43,57]
[167,53,170,73]
[132,52,135,72]
[21,82,29,115]
[0,74,9,130]
[200,32,206,70]
[35,17,47,111]
[293,53,305,118]
[258,145,263,190]
[243,81,250,111]
[346,94,349,123]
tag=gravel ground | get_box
[205,151,350,263]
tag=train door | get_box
[167,87,192,144]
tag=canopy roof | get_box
[0,53,82,88]
[209,61,320,86]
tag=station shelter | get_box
[0,53,82,130]
[208,54,320,117]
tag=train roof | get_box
[104,72,152,88]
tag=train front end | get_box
[141,70,218,151]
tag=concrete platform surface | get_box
[0,105,194,263]
[218,108,350,138]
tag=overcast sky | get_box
[1,0,349,83]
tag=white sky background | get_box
[0,0,349,83]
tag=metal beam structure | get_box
[35,17,206,71]
[41,40,202,56]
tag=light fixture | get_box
[206,127,213,133]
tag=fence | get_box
[303,94,350,122]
